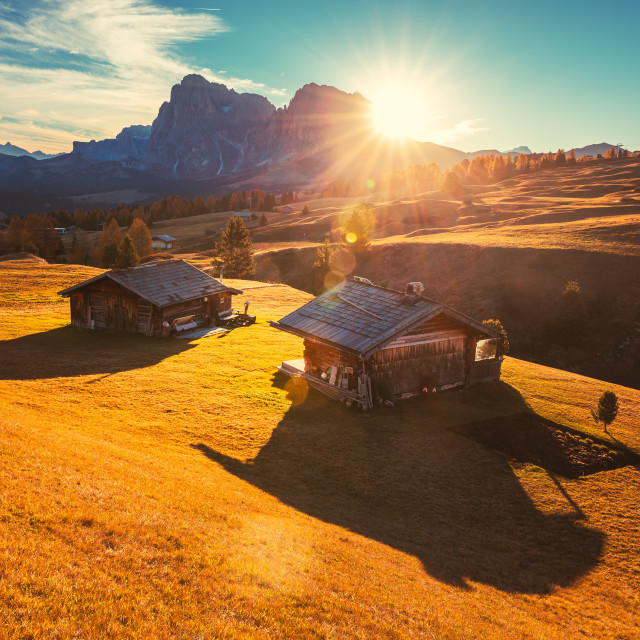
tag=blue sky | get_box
[1,0,639,154]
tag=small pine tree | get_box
[259,214,268,227]
[591,391,619,433]
[301,205,310,215]
[215,215,255,278]
[116,234,139,268]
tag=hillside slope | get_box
[0,259,639,639]
[248,158,640,388]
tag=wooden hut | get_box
[58,259,242,337]
[270,277,503,409]
[151,234,176,250]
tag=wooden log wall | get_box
[371,337,467,395]
[303,340,360,377]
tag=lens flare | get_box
[330,248,356,275]
[324,269,346,291]
[345,232,357,244]
[366,179,376,190]
[284,376,308,406]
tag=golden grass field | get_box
[1,258,639,639]
[172,158,640,259]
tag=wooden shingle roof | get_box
[58,259,242,307]
[270,278,498,356]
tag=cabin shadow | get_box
[0,327,197,380]
[193,382,604,593]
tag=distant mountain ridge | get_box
[0,142,60,160]
[72,125,152,163]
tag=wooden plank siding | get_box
[70,293,86,329]
[371,337,468,395]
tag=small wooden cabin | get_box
[151,234,176,250]
[270,278,503,409]
[58,258,242,337]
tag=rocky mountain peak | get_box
[144,75,275,179]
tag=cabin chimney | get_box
[408,282,424,296]
[402,281,424,305]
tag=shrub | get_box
[481,319,510,356]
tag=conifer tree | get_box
[94,218,123,267]
[214,215,255,278]
[116,234,139,268]
[102,242,120,268]
[128,218,153,257]
[591,391,619,433]
[342,204,373,260]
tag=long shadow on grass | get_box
[0,328,196,380]
[193,381,604,593]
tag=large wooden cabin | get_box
[58,258,242,337]
[270,277,503,409]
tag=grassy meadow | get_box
[1,258,639,639]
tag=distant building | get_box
[282,205,295,214]
[58,258,242,337]
[232,212,257,224]
[152,234,176,250]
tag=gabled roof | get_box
[270,278,499,357]
[152,234,176,242]
[58,259,242,307]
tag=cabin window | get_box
[475,338,497,361]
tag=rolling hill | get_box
[0,257,639,638]
[149,156,640,389]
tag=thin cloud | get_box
[0,0,284,153]
[428,119,489,146]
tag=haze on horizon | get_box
[0,0,638,156]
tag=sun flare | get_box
[370,84,429,140]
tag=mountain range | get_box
[0,74,623,215]
[0,142,60,161]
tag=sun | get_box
[370,84,429,140]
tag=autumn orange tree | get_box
[128,218,153,258]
